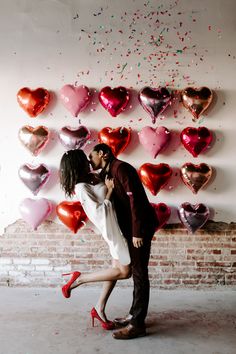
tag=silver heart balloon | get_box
[59,125,91,150]
[178,202,210,234]
[18,164,50,195]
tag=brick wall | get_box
[0,219,236,288]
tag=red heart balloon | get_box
[98,127,131,156]
[56,201,88,234]
[181,86,213,120]
[17,87,50,117]
[181,127,213,157]
[151,203,171,231]
[138,163,172,195]
[99,86,130,117]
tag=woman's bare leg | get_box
[94,280,117,321]
[68,259,131,321]
[70,260,130,289]
[94,260,122,321]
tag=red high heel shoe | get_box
[90,307,115,330]
[62,271,81,298]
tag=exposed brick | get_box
[1,220,236,288]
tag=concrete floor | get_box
[0,287,236,354]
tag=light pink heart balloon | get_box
[19,198,53,230]
[138,126,171,158]
[59,84,91,117]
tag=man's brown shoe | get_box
[112,324,146,340]
[113,314,133,327]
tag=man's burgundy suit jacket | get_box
[108,158,158,241]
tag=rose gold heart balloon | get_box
[98,126,131,156]
[181,87,213,121]
[180,163,213,194]
[18,126,50,156]
[17,87,50,117]
[138,163,172,195]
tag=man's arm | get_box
[116,163,145,247]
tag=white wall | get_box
[0,0,236,234]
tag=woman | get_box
[59,149,131,330]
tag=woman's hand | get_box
[105,175,114,190]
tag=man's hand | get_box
[132,237,143,248]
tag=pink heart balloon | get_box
[59,125,91,150]
[139,126,171,158]
[18,126,50,156]
[59,84,92,117]
[19,198,53,230]
[178,202,210,234]
[138,87,172,124]
[18,164,50,195]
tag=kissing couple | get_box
[59,143,158,339]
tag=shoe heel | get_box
[91,316,95,327]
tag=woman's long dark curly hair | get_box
[59,149,90,198]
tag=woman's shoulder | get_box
[74,182,89,194]
[75,181,104,192]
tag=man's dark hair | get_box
[93,144,115,180]
[93,143,114,161]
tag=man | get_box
[89,143,158,339]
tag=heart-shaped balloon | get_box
[98,127,131,156]
[18,163,50,195]
[181,126,213,157]
[18,126,50,156]
[139,126,171,158]
[56,201,88,234]
[59,126,91,150]
[19,198,53,230]
[99,86,130,117]
[180,163,213,194]
[181,87,213,121]
[17,87,50,117]
[59,84,92,117]
[138,163,172,195]
[138,87,172,124]
[178,202,210,233]
[151,202,171,231]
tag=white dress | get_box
[74,182,131,265]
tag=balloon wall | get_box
[0,0,236,234]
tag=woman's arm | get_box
[105,175,114,200]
